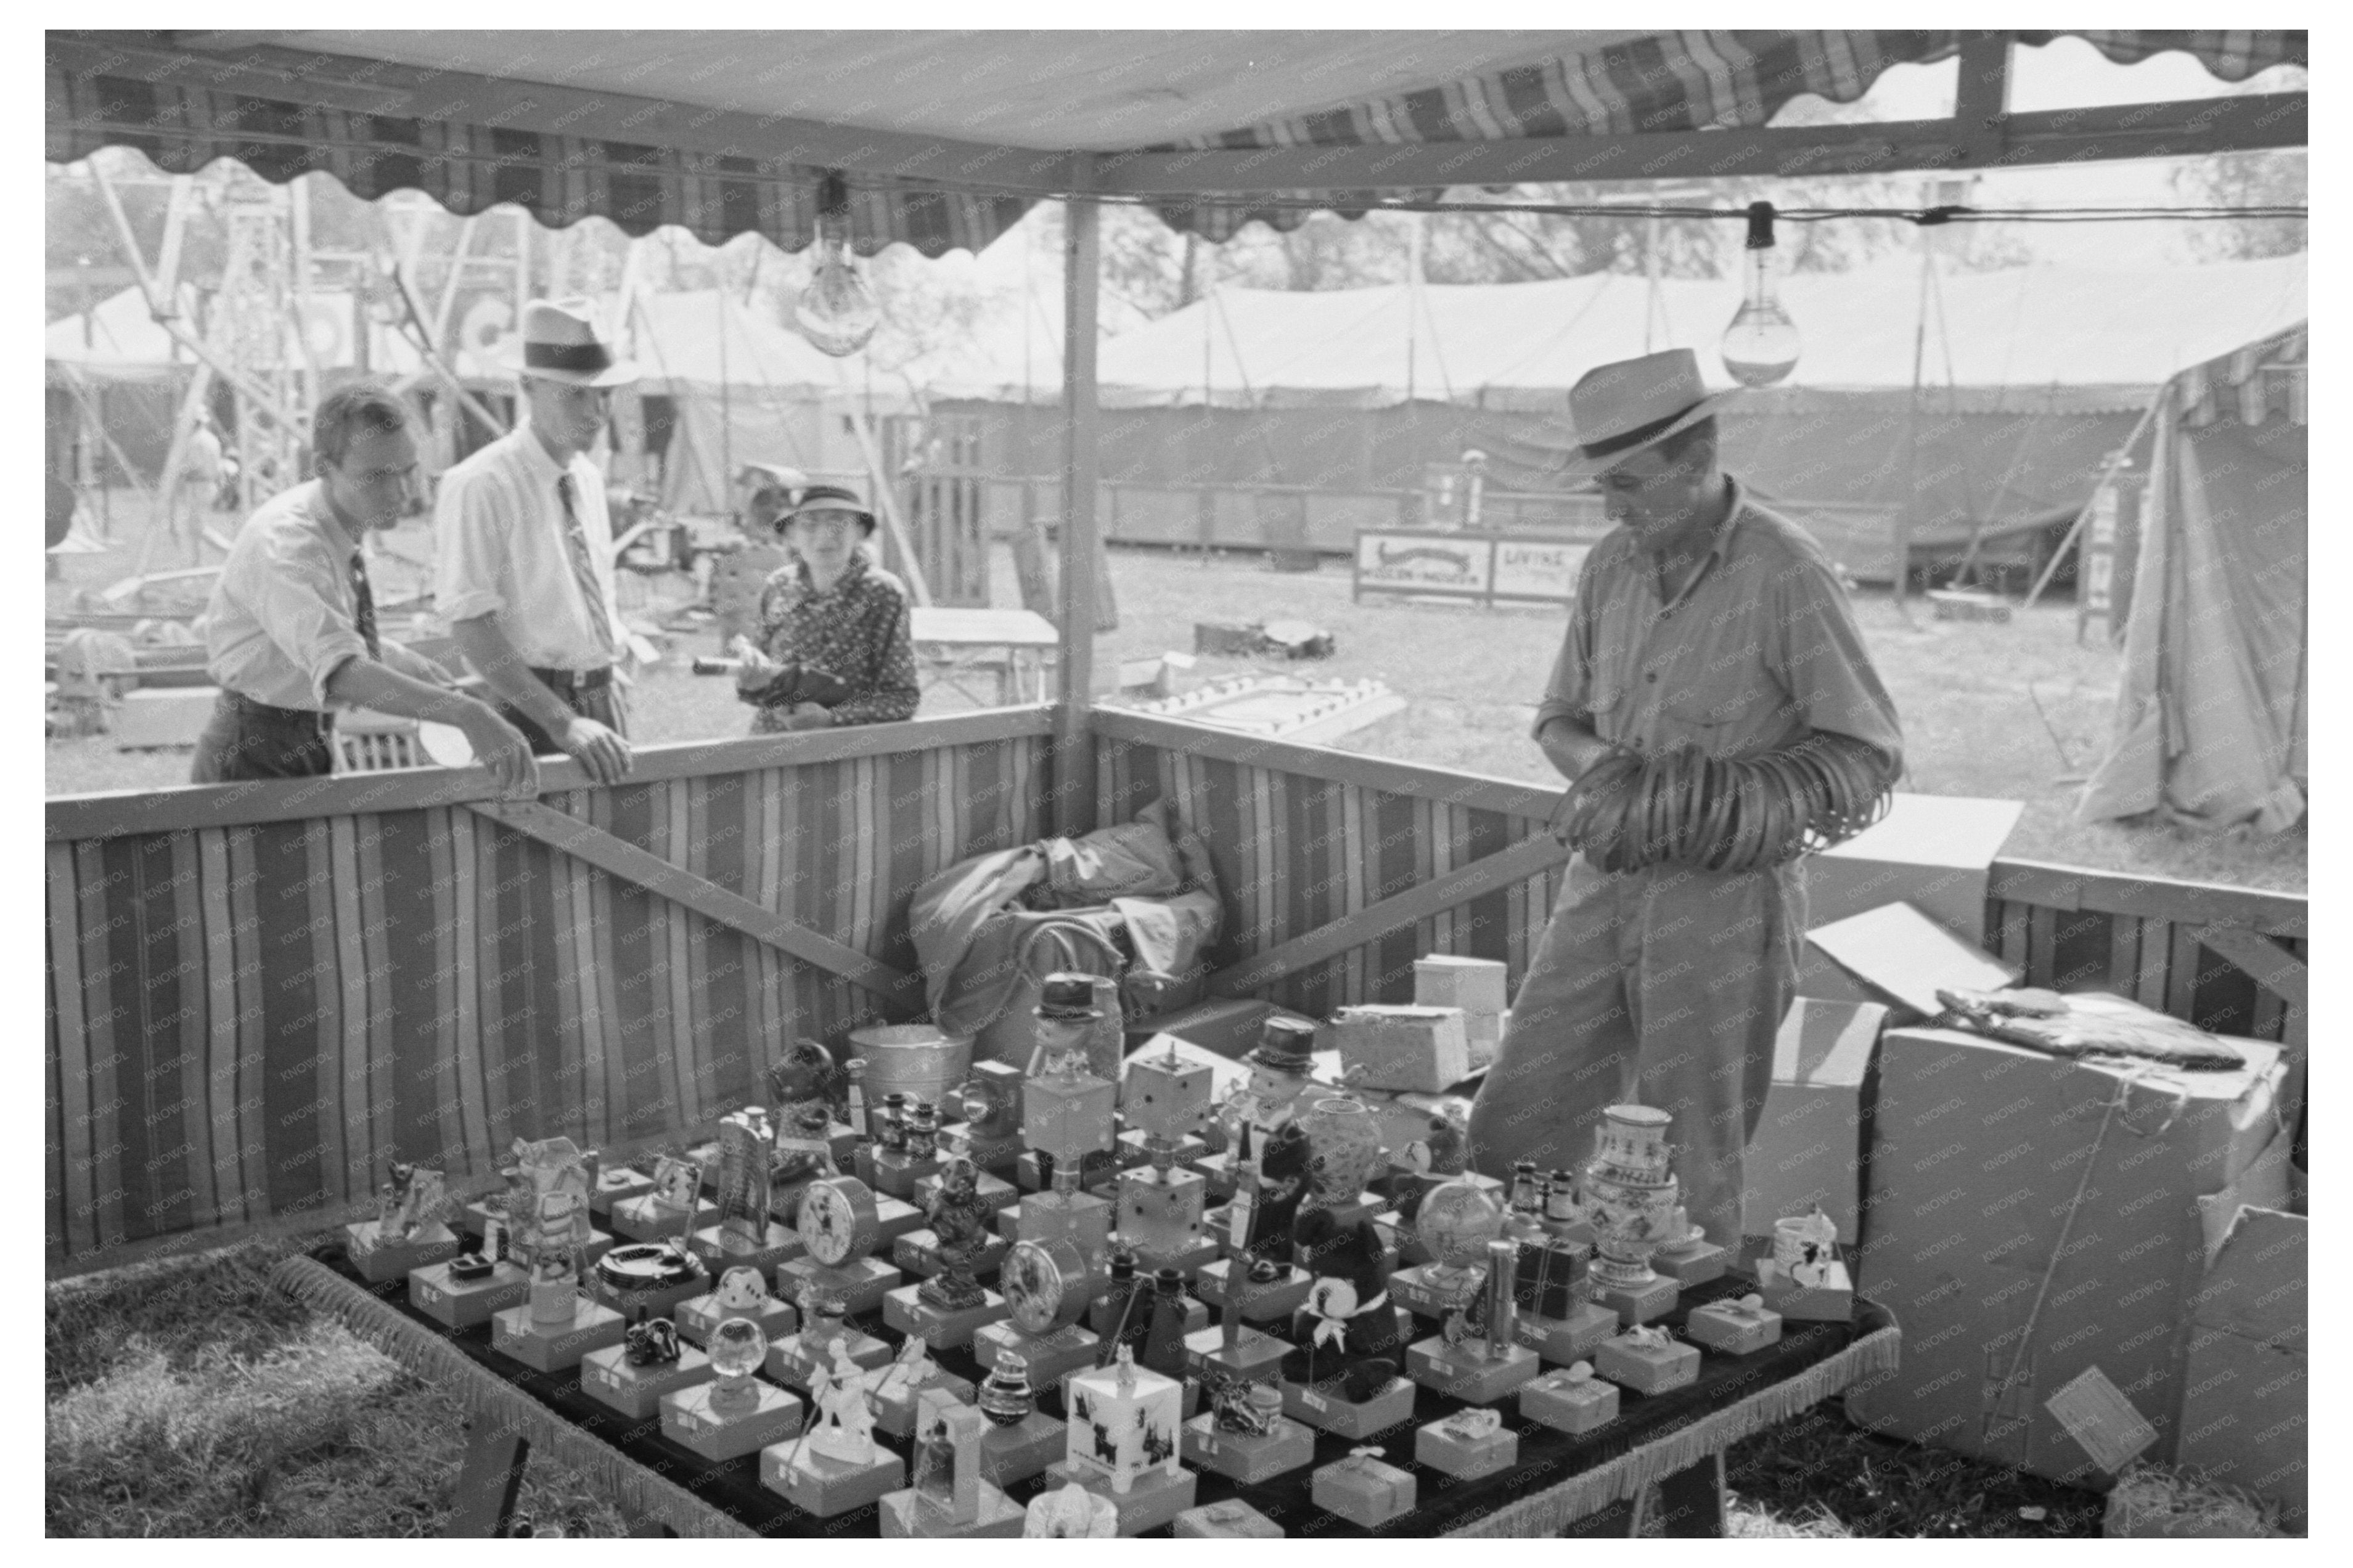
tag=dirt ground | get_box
[47,492,2303,892]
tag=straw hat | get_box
[1550,349,1737,480]
[499,296,639,386]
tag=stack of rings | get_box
[1548,735,1894,874]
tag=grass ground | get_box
[51,502,2304,894]
[47,1235,2101,1538]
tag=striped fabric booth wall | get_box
[45,714,1052,1272]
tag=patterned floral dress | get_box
[740,551,920,731]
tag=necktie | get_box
[555,472,619,661]
[349,550,382,661]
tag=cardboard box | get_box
[1520,1367,1619,1435]
[1174,1500,1284,1538]
[1809,792,2023,946]
[1845,1025,2285,1485]
[1806,902,2018,1021]
[1311,1451,1417,1527]
[1594,1331,1699,1395]
[1325,1006,1470,1094]
[1414,955,1509,1014]
[1741,997,1888,1243]
[2172,1206,2306,1533]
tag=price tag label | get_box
[1302,1390,1329,1413]
[2045,1366,2158,1474]
[415,1282,444,1307]
[586,1362,617,1390]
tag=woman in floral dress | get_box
[734,483,919,731]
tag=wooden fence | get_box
[44,711,1057,1270]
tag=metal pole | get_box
[1894,190,1936,613]
[1055,162,1103,836]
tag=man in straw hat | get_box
[1465,349,1902,1250]
[435,296,641,784]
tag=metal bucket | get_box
[847,1024,973,1114]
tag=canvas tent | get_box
[1078,258,2309,410]
[612,289,913,513]
[944,256,2304,579]
[2078,324,2307,834]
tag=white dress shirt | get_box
[433,425,624,671]
[200,479,372,711]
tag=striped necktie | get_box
[555,472,619,661]
[348,549,381,661]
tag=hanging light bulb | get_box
[1719,200,1801,388]
[795,171,882,357]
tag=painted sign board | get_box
[1353,529,1593,607]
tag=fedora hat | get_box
[1552,349,1737,481]
[781,482,877,536]
[500,296,639,386]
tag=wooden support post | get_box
[1054,159,1102,837]
[446,1422,530,1537]
[1654,1452,1729,1537]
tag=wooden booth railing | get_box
[44,710,1057,1272]
[1983,859,2307,1051]
[1092,711,1576,1020]
[46,703,2307,1276]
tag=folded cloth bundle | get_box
[1935,987,2247,1072]
[1551,732,1894,875]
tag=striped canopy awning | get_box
[1148,30,2308,239]
[46,29,2306,256]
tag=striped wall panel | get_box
[1095,732,1566,1016]
[1985,896,2298,1045]
[45,733,1048,1270]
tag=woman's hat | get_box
[1549,348,1738,481]
[500,296,640,386]
[782,483,878,536]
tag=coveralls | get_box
[1466,479,1902,1248]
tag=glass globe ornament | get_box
[1415,1174,1508,1289]
[705,1315,769,1412]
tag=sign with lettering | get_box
[1354,530,1491,597]
[1354,529,1594,607]
[1492,540,1591,602]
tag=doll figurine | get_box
[917,1156,993,1312]
[809,1343,881,1464]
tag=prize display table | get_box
[273,1246,1898,1539]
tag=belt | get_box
[220,688,334,729]
[529,665,615,693]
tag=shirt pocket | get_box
[1586,602,1640,719]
